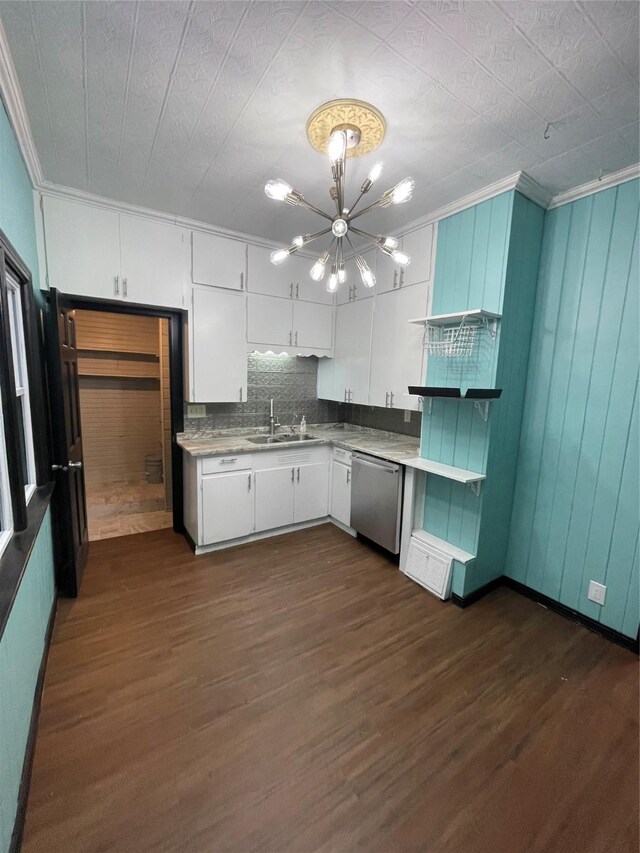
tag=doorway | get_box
[74,309,173,540]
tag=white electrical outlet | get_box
[588,580,607,606]
[403,409,411,423]
[187,404,206,418]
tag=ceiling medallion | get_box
[263,101,414,295]
[306,98,386,159]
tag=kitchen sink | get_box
[247,434,316,444]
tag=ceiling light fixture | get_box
[263,99,414,293]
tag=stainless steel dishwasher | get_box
[350,452,404,554]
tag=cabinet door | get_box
[255,467,295,531]
[293,301,333,350]
[399,224,434,288]
[119,215,186,308]
[247,245,291,298]
[191,287,248,402]
[373,250,400,295]
[43,196,121,298]
[330,460,351,527]
[294,462,329,523]
[334,299,373,404]
[292,255,334,305]
[201,471,254,544]
[336,249,377,304]
[192,231,246,291]
[370,283,428,411]
[247,294,293,347]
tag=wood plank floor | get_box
[23,525,638,853]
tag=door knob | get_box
[51,464,68,472]
[68,461,83,468]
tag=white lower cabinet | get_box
[330,459,351,527]
[294,462,330,523]
[255,467,296,532]
[202,470,254,544]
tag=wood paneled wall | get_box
[75,311,163,488]
[159,320,172,508]
[506,179,639,639]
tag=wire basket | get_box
[423,317,480,358]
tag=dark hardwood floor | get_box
[23,524,638,853]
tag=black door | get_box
[46,288,88,596]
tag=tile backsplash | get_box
[184,353,339,431]
[183,352,422,437]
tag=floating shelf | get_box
[403,456,485,485]
[411,528,475,564]
[408,386,502,400]
[408,308,502,325]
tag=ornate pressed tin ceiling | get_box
[1,1,638,242]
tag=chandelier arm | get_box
[349,225,382,247]
[298,227,332,246]
[297,198,334,221]
[346,188,366,217]
[346,197,385,221]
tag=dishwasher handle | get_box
[352,453,400,474]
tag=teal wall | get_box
[506,179,639,639]
[0,100,54,853]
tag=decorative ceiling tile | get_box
[1,0,638,241]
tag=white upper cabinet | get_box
[399,224,434,288]
[328,298,373,404]
[192,231,246,291]
[247,245,290,298]
[119,214,185,308]
[41,196,186,307]
[247,294,293,347]
[293,301,333,350]
[337,249,377,304]
[247,247,334,305]
[191,286,248,403]
[373,250,400,295]
[42,196,121,298]
[369,282,429,411]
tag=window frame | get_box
[0,231,50,533]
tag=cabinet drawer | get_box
[333,447,352,465]
[202,454,253,474]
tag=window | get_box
[6,271,36,501]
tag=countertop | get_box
[177,423,420,466]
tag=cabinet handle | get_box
[390,391,395,407]
[290,282,293,299]
[385,391,389,407]
[239,387,243,402]
[296,283,299,299]
[351,285,357,302]
[294,331,298,346]
[348,389,352,402]
[240,272,244,290]
[393,270,398,289]
[289,330,292,346]
[399,269,404,287]
[114,275,119,296]
[344,388,348,403]
[297,466,300,482]
[346,469,351,484]
[248,473,251,491]
[123,277,128,297]
[291,467,295,483]
[220,458,237,464]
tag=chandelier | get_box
[263,99,414,293]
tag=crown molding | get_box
[0,17,43,187]
[547,163,640,210]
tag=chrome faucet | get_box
[269,398,280,436]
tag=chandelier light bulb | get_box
[388,177,415,205]
[368,162,383,183]
[391,250,411,267]
[380,236,399,250]
[338,262,346,284]
[310,250,330,282]
[328,130,347,165]
[292,235,305,248]
[265,179,293,202]
[356,255,376,288]
[326,265,339,293]
[270,248,290,265]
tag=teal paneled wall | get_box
[470,193,545,594]
[427,191,513,391]
[0,512,55,853]
[0,101,54,853]
[506,180,639,638]
[0,104,39,288]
